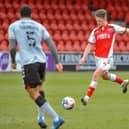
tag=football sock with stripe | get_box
[85,80,98,102]
[109,73,123,84]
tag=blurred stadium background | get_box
[0,0,129,52]
[0,0,129,72]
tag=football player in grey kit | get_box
[8,5,64,129]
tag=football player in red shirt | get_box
[79,9,129,106]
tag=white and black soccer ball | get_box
[62,96,75,110]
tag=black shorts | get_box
[22,62,46,89]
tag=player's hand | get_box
[79,57,85,65]
[11,63,17,69]
[56,63,63,73]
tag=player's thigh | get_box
[39,63,46,83]
[97,59,113,72]
[22,63,41,89]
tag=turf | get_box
[0,72,129,129]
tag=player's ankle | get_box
[84,96,90,102]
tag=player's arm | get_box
[112,24,129,34]
[79,28,96,65]
[44,37,63,72]
[9,39,17,69]
[8,24,17,69]
[79,43,93,65]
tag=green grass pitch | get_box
[0,72,129,129]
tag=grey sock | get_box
[41,102,58,120]
[38,106,44,117]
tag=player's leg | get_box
[22,63,48,128]
[81,59,113,106]
[102,71,124,83]
[102,72,129,93]
[28,84,64,129]
[38,63,64,129]
[37,84,64,129]
[27,84,64,129]
[35,85,47,128]
[81,67,104,105]
[36,63,47,127]
[23,63,64,128]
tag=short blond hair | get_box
[95,9,107,19]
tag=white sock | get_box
[90,80,98,89]
[109,73,116,81]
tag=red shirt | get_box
[88,24,127,58]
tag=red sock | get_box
[87,86,95,97]
[115,76,123,84]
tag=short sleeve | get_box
[8,24,16,39]
[111,24,127,33]
[42,26,50,40]
[88,29,96,44]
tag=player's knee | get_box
[35,95,46,107]
[102,75,107,80]
[102,72,109,80]
[39,91,45,98]
[26,88,38,100]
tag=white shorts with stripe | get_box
[95,56,113,71]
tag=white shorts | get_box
[95,57,113,71]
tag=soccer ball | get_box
[62,96,75,110]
